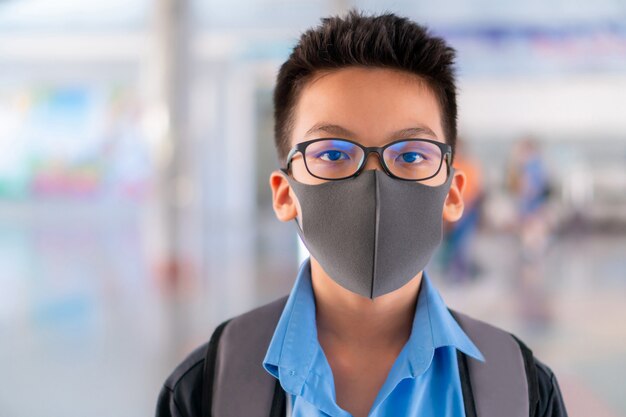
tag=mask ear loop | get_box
[280,147,306,227]
[280,171,304,230]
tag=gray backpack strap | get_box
[207,296,288,417]
[203,299,535,417]
[451,310,530,417]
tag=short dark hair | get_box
[273,9,458,165]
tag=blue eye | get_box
[319,150,349,162]
[399,152,425,163]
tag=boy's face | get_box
[270,66,466,225]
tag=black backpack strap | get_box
[457,349,478,417]
[201,296,289,417]
[512,335,540,417]
[202,319,232,417]
[269,379,286,417]
[451,309,530,417]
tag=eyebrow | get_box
[305,123,356,138]
[304,123,438,140]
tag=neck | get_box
[310,256,422,350]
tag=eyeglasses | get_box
[281,138,452,181]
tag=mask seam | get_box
[371,172,381,299]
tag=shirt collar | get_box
[263,257,485,393]
[263,258,319,394]
[406,270,485,377]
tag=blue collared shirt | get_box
[263,257,485,417]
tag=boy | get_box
[157,10,568,417]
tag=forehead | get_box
[291,67,444,148]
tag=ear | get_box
[269,170,299,222]
[442,169,466,223]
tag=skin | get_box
[269,67,467,417]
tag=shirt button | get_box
[289,370,296,376]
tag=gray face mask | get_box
[285,168,454,299]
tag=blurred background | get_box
[0,0,625,416]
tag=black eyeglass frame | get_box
[280,137,452,182]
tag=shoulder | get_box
[155,296,288,417]
[451,309,568,417]
[156,342,207,417]
[533,357,569,417]
[218,296,288,346]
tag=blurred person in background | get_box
[507,137,553,261]
[157,10,567,417]
[440,139,485,283]
[506,137,555,329]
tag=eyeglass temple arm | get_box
[282,147,301,172]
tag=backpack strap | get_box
[451,309,537,417]
[202,319,231,417]
[512,335,540,417]
[202,296,288,417]
[202,300,536,417]
[269,377,287,417]
[457,349,478,417]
